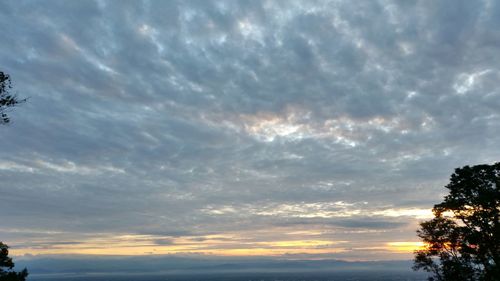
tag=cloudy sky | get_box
[1,0,500,261]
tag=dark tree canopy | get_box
[0,242,28,281]
[413,163,500,281]
[0,71,24,124]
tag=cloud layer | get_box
[1,0,499,260]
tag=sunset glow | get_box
[386,242,425,253]
[9,231,422,260]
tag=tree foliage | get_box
[0,242,28,281]
[413,163,500,281]
[0,72,28,280]
[0,71,25,125]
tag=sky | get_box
[1,0,500,262]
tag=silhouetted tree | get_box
[413,163,500,281]
[0,71,25,124]
[1,72,28,280]
[0,242,28,281]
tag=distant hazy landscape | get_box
[28,272,427,281]
[17,256,427,281]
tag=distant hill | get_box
[15,255,420,276]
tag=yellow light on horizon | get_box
[9,235,348,257]
[386,242,425,252]
[9,230,427,259]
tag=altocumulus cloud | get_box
[0,0,500,260]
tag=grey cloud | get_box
[153,238,174,246]
[1,0,499,259]
[275,217,407,229]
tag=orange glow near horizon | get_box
[9,240,348,257]
[386,242,425,252]
[9,232,423,259]
[11,247,350,257]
